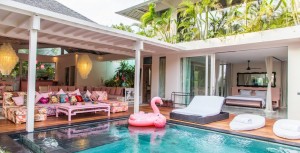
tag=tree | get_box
[112,23,135,33]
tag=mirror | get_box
[237,72,276,87]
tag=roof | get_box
[10,0,94,23]
[117,0,169,21]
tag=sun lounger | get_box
[170,96,229,124]
[273,119,300,139]
[230,114,265,131]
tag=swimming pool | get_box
[19,119,300,153]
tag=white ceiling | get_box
[216,46,288,64]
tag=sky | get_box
[55,0,144,26]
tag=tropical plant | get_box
[104,61,135,87]
[140,3,176,43]
[112,23,135,33]
[115,0,300,43]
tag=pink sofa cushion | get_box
[110,88,116,95]
[12,96,24,106]
[115,88,123,96]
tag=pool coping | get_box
[168,120,300,148]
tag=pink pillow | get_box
[95,91,108,101]
[35,92,42,104]
[86,90,92,97]
[57,89,66,95]
[69,89,81,96]
[39,97,49,104]
[12,96,24,106]
[35,92,52,104]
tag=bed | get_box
[225,89,267,108]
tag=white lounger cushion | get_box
[230,114,265,131]
[273,119,300,140]
[172,96,225,117]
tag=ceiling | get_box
[216,46,288,64]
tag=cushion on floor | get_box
[273,119,300,140]
[230,114,265,131]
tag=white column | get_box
[205,55,209,95]
[210,54,216,96]
[134,41,143,113]
[288,44,300,120]
[26,15,40,132]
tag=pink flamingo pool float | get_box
[128,97,167,128]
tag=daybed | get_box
[170,96,229,124]
[273,119,300,140]
[230,114,265,131]
[2,92,47,124]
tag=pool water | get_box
[19,119,300,153]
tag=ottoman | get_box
[101,100,128,113]
[6,106,47,124]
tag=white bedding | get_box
[226,95,266,107]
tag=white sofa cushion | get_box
[172,96,225,117]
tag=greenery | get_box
[0,147,10,153]
[104,61,135,87]
[112,0,300,43]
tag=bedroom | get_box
[216,47,288,119]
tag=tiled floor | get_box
[223,105,287,119]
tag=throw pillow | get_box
[75,95,84,102]
[70,95,77,103]
[60,94,69,103]
[57,89,66,95]
[95,91,108,101]
[82,94,91,102]
[39,97,49,104]
[90,92,99,101]
[49,94,59,103]
[35,92,52,104]
[86,90,92,97]
[69,89,81,96]
[12,96,24,106]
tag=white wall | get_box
[287,44,300,120]
[165,54,181,99]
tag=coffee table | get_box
[56,103,110,121]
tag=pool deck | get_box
[0,105,299,152]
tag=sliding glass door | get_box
[181,56,210,105]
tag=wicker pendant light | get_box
[0,43,19,75]
[77,54,92,79]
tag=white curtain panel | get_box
[265,56,273,112]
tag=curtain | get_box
[265,56,273,112]
[225,64,232,97]
[182,57,191,104]
[159,57,166,98]
[215,60,220,96]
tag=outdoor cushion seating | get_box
[230,114,265,131]
[170,96,229,124]
[273,119,300,139]
[3,92,47,124]
[101,100,128,113]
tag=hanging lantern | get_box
[0,43,19,75]
[77,54,92,79]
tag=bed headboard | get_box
[232,87,280,102]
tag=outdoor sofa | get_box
[170,96,229,124]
